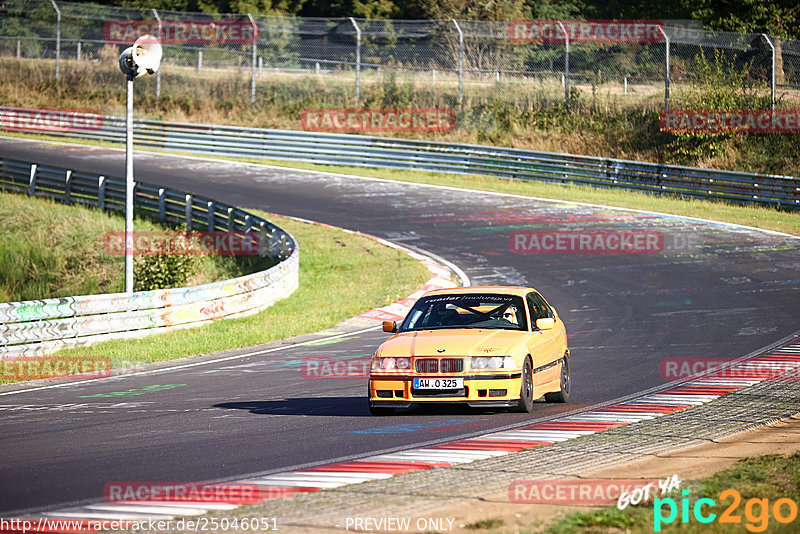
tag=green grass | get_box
[0,191,271,302]
[0,191,146,301]
[49,211,430,374]
[464,518,505,530]
[541,451,800,533]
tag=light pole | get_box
[118,34,162,294]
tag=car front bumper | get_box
[369,372,522,408]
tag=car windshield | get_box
[399,293,528,332]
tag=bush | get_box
[668,48,773,163]
[133,231,200,291]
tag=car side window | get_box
[527,292,554,328]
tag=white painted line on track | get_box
[42,509,176,520]
[558,413,660,422]
[82,503,217,515]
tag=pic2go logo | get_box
[654,489,799,532]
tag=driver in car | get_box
[502,306,519,326]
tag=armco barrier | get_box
[0,156,298,357]
[0,108,797,208]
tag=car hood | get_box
[377,329,526,358]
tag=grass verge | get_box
[0,191,128,302]
[45,211,429,378]
[0,191,272,302]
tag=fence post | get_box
[349,17,361,104]
[28,164,37,196]
[227,207,234,232]
[185,194,193,231]
[659,26,670,110]
[207,201,215,230]
[557,21,569,107]
[152,9,162,98]
[77,41,81,61]
[452,19,463,105]
[762,34,776,110]
[197,50,203,72]
[16,40,21,59]
[247,14,257,105]
[259,221,268,256]
[48,0,61,80]
[64,169,72,204]
[98,175,106,210]
[158,188,166,221]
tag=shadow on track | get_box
[214,397,368,416]
[214,398,530,417]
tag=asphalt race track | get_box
[1,138,798,515]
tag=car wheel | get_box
[545,356,570,403]
[514,356,534,413]
[369,403,394,416]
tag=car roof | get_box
[421,286,535,298]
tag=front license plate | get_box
[413,377,463,389]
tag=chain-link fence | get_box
[1,1,799,122]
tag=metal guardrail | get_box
[0,156,299,357]
[1,108,796,209]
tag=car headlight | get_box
[372,357,410,370]
[471,356,516,370]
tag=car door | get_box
[526,291,561,388]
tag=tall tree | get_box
[596,0,798,39]
[417,0,528,21]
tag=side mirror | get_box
[536,318,555,331]
[382,321,398,333]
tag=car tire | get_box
[368,403,394,416]
[544,356,570,403]
[513,357,535,413]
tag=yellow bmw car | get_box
[368,286,570,415]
